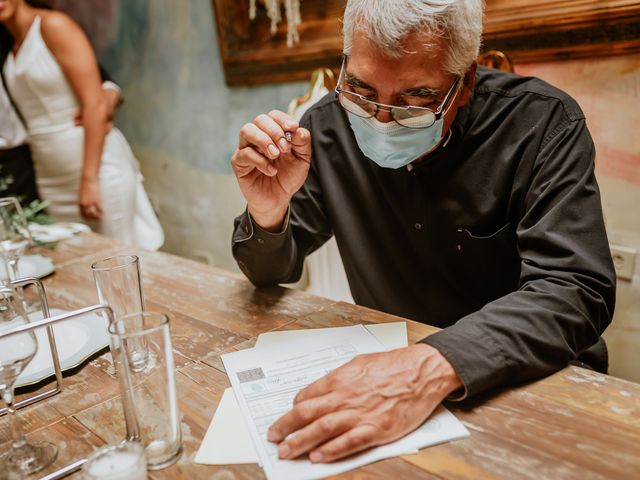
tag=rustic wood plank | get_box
[401,429,609,480]
[1,353,121,443]
[0,417,106,480]
[517,365,640,428]
[75,371,264,480]
[332,456,443,479]
[31,232,120,268]
[446,388,640,479]
[0,387,65,443]
[178,362,230,400]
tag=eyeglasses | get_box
[335,57,461,129]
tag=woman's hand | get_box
[78,177,103,220]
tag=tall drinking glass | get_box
[91,255,145,319]
[109,312,182,469]
[0,198,31,285]
[0,198,37,311]
[92,255,148,371]
[0,285,57,477]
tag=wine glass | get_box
[0,197,37,311]
[0,285,57,476]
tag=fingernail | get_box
[310,451,323,462]
[284,120,295,129]
[267,428,278,442]
[268,144,279,158]
[278,444,291,458]
[278,138,289,152]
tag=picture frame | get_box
[211,0,640,86]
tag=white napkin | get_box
[29,222,91,243]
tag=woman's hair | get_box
[342,0,484,77]
[0,0,53,50]
[27,0,53,8]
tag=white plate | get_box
[0,254,55,281]
[16,308,110,387]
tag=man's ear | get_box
[457,62,477,107]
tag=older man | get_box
[231,0,615,463]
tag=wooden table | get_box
[2,233,639,479]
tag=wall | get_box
[517,56,640,383]
[73,0,306,271]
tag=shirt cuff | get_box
[232,206,290,243]
[420,321,509,401]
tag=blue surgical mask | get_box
[347,112,446,169]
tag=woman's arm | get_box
[40,11,108,220]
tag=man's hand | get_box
[231,110,311,232]
[74,86,121,131]
[102,87,120,131]
[267,343,462,463]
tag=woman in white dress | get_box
[0,0,164,250]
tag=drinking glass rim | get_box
[82,440,145,470]
[91,254,139,272]
[108,311,169,338]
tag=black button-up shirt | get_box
[232,66,616,399]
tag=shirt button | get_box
[414,223,423,231]
[257,237,265,244]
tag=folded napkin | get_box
[29,222,91,244]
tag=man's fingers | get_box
[310,424,378,463]
[268,109,298,133]
[293,372,333,405]
[277,410,357,460]
[239,122,281,159]
[290,127,311,159]
[253,114,290,154]
[233,147,277,177]
[267,394,335,443]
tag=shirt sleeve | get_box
[232,116,333,286]
[422,118,616,400]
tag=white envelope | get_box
[194,322,408,465]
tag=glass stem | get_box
[7,258,19,282]
[2,387,27,450]
[7,259,26,310]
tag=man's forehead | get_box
[347,32,451,89]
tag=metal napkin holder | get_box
[0,277,115,415]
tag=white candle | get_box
[83,442,147,480]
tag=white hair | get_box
[342,0,484,76]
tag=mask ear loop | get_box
[409,77,464,168]
[437,75,466,147]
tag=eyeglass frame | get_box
[334,56,462,129]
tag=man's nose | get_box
[375,109,394,123]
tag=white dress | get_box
[3,16,164,250]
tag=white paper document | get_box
[195,322,408,465]
[221,324,469,480]
[193,387,258,465]
[256,322,408,351]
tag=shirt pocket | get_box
[453,222,521,309]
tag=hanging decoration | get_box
[249,0,302,47]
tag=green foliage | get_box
[0,165,55,226]
[22,199,54,225]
